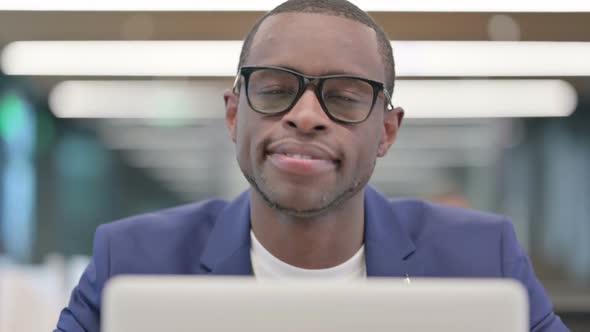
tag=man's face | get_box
[225,13,401,217]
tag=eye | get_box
[258,87,292,95]
[253,84,295,96]
[324,92,361,103]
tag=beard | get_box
[240,158,375,219]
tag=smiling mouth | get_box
[267,153,338,175]
[270,152,335,161]
[263,139,342,175]
[264,148,341,163]
[281,153,314,160]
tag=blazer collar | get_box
[363,186,419,277]
[199,186,420,277]
[199,190,253,275]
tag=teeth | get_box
[285,153,313,160]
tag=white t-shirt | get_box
[250,230,367,280]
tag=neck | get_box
[250,188,365,269]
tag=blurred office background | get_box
[0,1,589,331]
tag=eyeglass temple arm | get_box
[232,73,241,94]
[383,89,394,111]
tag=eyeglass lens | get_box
[246,68,376,122]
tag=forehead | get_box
[245,13,384,82]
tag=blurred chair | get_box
[0,255,88,332]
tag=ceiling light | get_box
[395,79,577,118]
[49,79,577,119]
[1,41,240,77]
[4,41,590,77]
[1,0,589,12]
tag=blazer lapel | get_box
[198,186,423,278]
[364,186,423,278]
[198,190,254,276]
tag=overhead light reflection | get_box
[0,0,589,12]
[49,80,229,119]
[395,79,577,118]
[48,79,577,119]
[4,41,590,77]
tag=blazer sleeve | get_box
[500,219,570,332]
[55,225,111,332]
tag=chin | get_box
[250,177,332,215]
[261,180,364,218]
[267,196,335,218]
[271,185,330,207]
[242,161,367,217]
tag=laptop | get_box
[102,276,528,332]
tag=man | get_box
[55,0,570,331]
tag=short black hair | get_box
[238,0,395,94]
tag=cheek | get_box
[348,125,383,171]
[234,105,265,168]
[234,107,252,164]
[358,124,383,155]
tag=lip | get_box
[265,140,340,176]
[266,140,340,161]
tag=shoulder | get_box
[389,199,510,242]
[98,198,228,239]
[388,199,514,276]
[94,198,230,274]
[384,199,566,329]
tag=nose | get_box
[281,88,331,135]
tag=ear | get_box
[224,89,239,143]
[377,107,404,157]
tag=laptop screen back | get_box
[102,276,528,332]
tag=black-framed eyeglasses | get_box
[232,66,394,124]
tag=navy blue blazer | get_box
[55,186,569,332]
